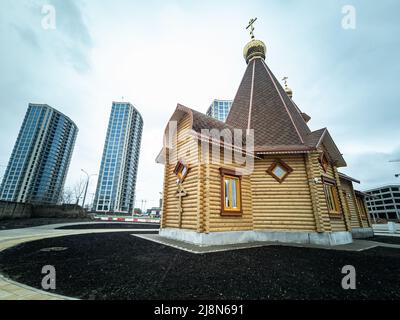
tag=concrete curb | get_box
[0,274,77,300]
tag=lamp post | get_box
[81,169,97,210]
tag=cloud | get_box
[46,0,93,72]
[342,146,400,189]
[11,23,41,49]
[0,0,94,182]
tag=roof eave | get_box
[317,129,347,168]
[338,172,361,184]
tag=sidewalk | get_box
[0,274,73,300]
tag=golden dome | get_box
[282,77,293,99]
[243,39,266,64]
[284,86,293,99]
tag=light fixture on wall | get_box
[313,177,322,184]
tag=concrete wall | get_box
[0,201,32,220]
[32,204,87,218]
[0,201,87,220]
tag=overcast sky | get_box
[1,0,399,209]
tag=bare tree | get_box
[60,188,74,204]
[72,178,86,206]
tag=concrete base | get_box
[351,227,374,239]
[159,228,353,247]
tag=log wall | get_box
[251,154,316,231]
[162,113,201,230]
[161,114,353,234]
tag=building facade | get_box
[156,28,372,246]
[206,99,233,122]
[93,102,143,214]
[0,104,78,204]
[364,185,400,221]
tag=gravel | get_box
[1,232,399,300]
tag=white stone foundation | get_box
[351,227,374,239]
[159,228,353,246]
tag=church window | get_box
[220,168,242,215]
[174,161,189,184]
[267,159,293,183]
[356,196,368,219]
[323,180,341,215]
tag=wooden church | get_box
[156,21,373,246]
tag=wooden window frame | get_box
[356,196,368,220]
[266,159,293,183]
[319,152,329,173]
[322,176,342,218]
[219,168,243,216]
[174,160,190,184]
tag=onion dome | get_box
[282,77,293,99]
[243,39,266,64]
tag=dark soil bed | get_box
[56,223,160,230]
[371,236,400,245]
[1,233,399,300]
[0,218,92,230]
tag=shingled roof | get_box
[226,57,313,149]
[167,104,247,146]
[157,37,347,167]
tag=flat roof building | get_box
[364,185,400,221]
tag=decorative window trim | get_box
[173,160,190,184]
[321,175,336,185]
[219,168,243,216]
[266,159,293,183]
[322,178,342,217]
[319,152,329,173]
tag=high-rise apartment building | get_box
[206,99,233,122]
[93,102,143,214]
[0,104,78,204]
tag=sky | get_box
[0,0,399,209]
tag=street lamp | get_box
[81,169,97,210]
